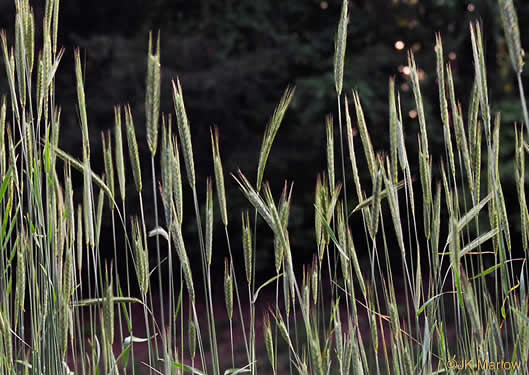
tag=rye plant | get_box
[0,0,528,374]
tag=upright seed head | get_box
[263,312,275,372]
[311,256,319,305]
[146,31,161,156]
[326,114,335,193]
[114,106,126,202]
[334,0,348,96]
[125,105,142,193]
[15,14,27,108]
[169,219,195,301]
[172,78,196,189]
[74,48,90,158]
[205,178,214,266]
[224,258,233,321]
[352,91,376,182]
[171,132,183,224]
[76,204,83,272]
[132,217,149,295]
[103,274,114,347]
[62,243,74,305]
[188,307,197,360]
[102,131,115,208]
[388,78,399,184]
[161,116,173,223]
[95,186,105,246]
[211,126,228,226]
[242,211,253,285]
[256,86,295,191]
[15,236,26,329]
[0,310,12,369]
[64,163,75,241]
[58,296,69,357]
[315,175,323,248]
[0,96,5,177]
[499,0,524,74]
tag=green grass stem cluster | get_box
[0,0,528,374]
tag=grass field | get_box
[0,0,528,374]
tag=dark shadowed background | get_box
[1,0,528,293]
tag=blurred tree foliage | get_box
[1,0,528,282]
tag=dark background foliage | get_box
[1,0,528,292]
